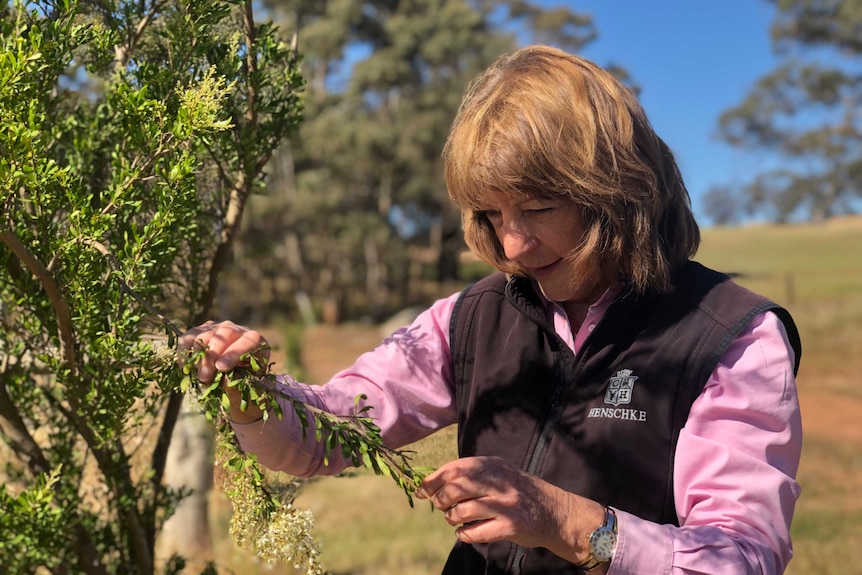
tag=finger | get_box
[177,321,216,361]
[210,325,268,372]
[443,499,461,524]
[455,517,504,545]
[415,467,446,501]
[443,497,488,526]
[417,457,483,500]
[432,481,480,512]
[435,495,511,543]
[420,470,493,513]
[452,497,525,545]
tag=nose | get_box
[499,216,537,261]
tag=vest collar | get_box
[504,275,550,327]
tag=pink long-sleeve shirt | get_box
[234,286,802,574]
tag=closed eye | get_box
[477,209,502,221]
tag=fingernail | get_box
[415,488,427,499]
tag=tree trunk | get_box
[435,208,464,282]
[156,396,214,568]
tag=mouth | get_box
[527,259,561,279]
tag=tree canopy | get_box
[716,0,862,223]
[0,0,302,572]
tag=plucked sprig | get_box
[179,342,434,506]
[174,339,434,573]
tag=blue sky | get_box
[535,1,783,223]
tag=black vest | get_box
[445,261,801,575]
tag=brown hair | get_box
[443,45,699,294]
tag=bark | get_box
[157,396,215,565]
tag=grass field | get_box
[206,217,862,575]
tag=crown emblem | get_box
[604,369,637,407]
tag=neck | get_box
[559,280,615,332]
[562,301,591,330]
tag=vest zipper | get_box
[504,305,579,575]
[502,283,616,574]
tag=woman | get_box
[180,46,802,574]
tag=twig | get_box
[78,238,184,336]
[0,231,78,377]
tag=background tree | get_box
[0,0,302,573]
[222,0,604,324]
[703,184,745,226]
[717,0,862,223]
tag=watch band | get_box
[575,506,617,571]
[576,555,605,572]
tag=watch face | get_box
[590,529,617,562]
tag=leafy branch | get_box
[181,350,433,502]
[91,244,434,571]
[62,233,432,571]
[169,340,433,574]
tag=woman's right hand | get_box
[177,320,271,423]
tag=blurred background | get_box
[216,0,862,326]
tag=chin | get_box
[543,275,602,303]
[535,282,575,303]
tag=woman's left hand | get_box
[416,456,603,563]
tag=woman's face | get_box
[479,192,603,304]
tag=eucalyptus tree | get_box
[717,0,862,222]
[0,0,302,573]
[226,0,598,323]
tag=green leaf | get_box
[199,379,220,399]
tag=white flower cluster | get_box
[255,505,323,575]
[226,470,324,575]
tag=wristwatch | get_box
[576,506,617,571]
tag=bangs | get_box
[445,80,567,211]
[446,115,523,210]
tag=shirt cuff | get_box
[231,416,267,442]
[608,508,672,575]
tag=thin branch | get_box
[195,1,262,317]
[76,237,185,549]
[231,367,424,490]
[0,231,78,378]
[99,138,172,219]
[79,238,183,335]
[133,0,170,48]
[0,366,52,476]
[242,0,258,127]
[253,148,274,176]
[43,237,156,571]
[201,139,235,189]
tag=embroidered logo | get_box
[588,369,646,422]
[604,369,637,407]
